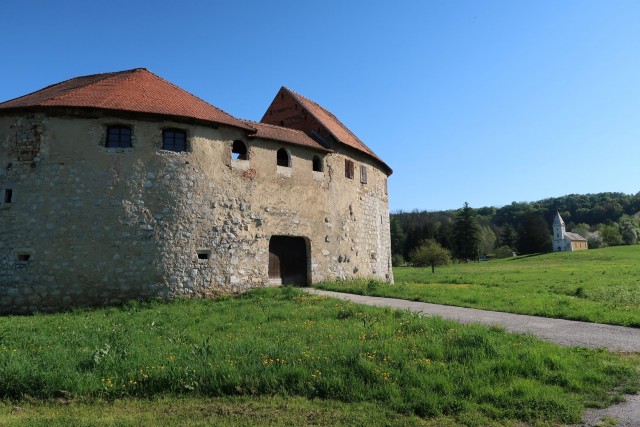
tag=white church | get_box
[552,212,588,252]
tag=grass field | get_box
[317,246,640,327]
[0,287,638,426]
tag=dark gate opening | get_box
[268,236,309,286]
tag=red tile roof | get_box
[0,68,254,131]
[244,120,331,153]
[262,87,392,174]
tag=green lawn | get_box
[0,287,637,426]
[317,246,640,327]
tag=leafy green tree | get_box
[409,239,452,273]
[598,223,623,247]
[478,225,497,255]
[453,202,481,261]
[620,214,640,245]
[571,223,591,240]
[587,231,604,249]
[391,254,405,267]
[516,214,551,254]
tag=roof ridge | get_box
[282,86,378,156]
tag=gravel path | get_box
[303,289,640,427]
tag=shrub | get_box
[495,246,515,259]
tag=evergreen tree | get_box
[453,202,481,261]
[500,223,517,249]
[436,221,455,251]
[390,218,406,257]
[516,214,551,254]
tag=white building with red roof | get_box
[552,212,588,252]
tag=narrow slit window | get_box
[312,155,323,172]
[106,125,132,148]
[345,159,354,179]
[4,189,12,203]
[162,129,187,152]
[232,140,248,160]
[197,250,211,260]
[16,253,30,262]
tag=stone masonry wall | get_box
[0,112,392,313]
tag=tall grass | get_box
[318,246,640,326]
[0,287,637,426]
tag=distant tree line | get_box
[391,192,640,266]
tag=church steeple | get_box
[552,211,565,241]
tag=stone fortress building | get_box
[0,69,393,314]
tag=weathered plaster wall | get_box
[0,112,392,313]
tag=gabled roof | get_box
[244,120,331,153]
[0,68,254,132]
[564,232,587,241]
[261,87,392,175]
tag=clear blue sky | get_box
[2,0,639,211]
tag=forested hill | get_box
[391,192,640,263]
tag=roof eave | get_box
[0,105,257,134]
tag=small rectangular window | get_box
[14,250,33,264]
[106,125,132,148]
[197,250,211,260]
[163,129,187,152]
[4,189,12,203]
[360,165,368,184]
[345,159,354,179]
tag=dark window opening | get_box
[360,165,368,184]
[277,148,290,167]
[163,129,187,152]
[197,250,211,260]
[279,120,285,126]
[232,140,248,160]
[16,253,30,262]
[4,189,12,203]
[312,155,323,172]
[345,159,354,179]
[106,125,132,148]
